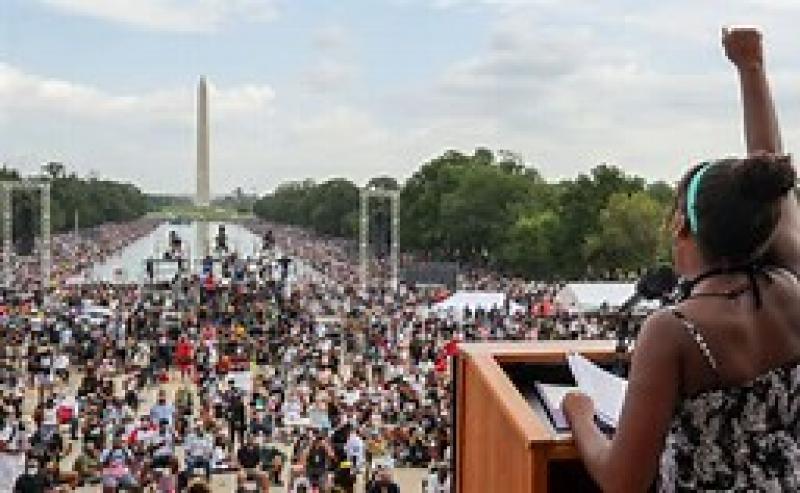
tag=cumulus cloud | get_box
[303,24,358,93]
[0,64,274,124]
[414,2,800,182]
[39,0,280,32]
[10,0,800,194]
[284,107,393,177]
[439,26,601,97]
[428,0,563,8]
[304,61,357,92]
[0,63,276,193]
[313,24,351,52]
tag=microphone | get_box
[615,265,678,374]
[618,265,678,313]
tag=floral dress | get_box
[659,310,800,491]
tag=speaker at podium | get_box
[454,340,628,493]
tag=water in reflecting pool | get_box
[90,221,261,283]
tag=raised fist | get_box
[722,26,763,69]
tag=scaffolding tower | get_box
[1,179,51,298]
[359,187,399,292]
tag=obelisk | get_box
[196,76,210,207]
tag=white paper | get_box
[535,382,578,431]
[567,352,628,428]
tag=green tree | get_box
[583,191,666,276]
[499,210,560,278]
[308,178,359,237]
[548,165,646,276]
[399,148,542,260]
[400,150,471,255]
[251,148,675,280]
[438,163,534,262]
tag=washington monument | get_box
[196,76,210,207]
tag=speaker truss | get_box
[1,179,51,299]
[359,187,399,292]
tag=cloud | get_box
[428,0,561,8]
[410,2,800,183]
[433,17,633,126]
[285,107,393,177]
[304,60,357,92]
[0,63,275,124]
[303,24,358,93]
[10,0,800,196]
[313,24,350,52]
[0,63,276,193]
[39,0,280,32]
[269,1,800,189]
[439,27,595,96]
[745,0,800,11]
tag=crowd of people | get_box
[0,218,630,492]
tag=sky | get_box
[2,0,800,195]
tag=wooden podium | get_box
[454,340,620,493]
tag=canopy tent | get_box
[555,282,658,314]
[431,291,525,317]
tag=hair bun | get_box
[734,154,796,201]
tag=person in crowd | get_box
[99,434,139,492]
[150,390,175,428]
[259,440,286,487]
[42,459,78,491]
[28,424,69,476]
[226,387,247,451]
[124,379,139,411]
[344,427,366,472]
[183,422,213,481]
[366,465,400,493]
[236,433,271,492]
[332,459,356,493]
[151,419,177,470]
[305,433,335,491]
[1,415,27,493]
[424,464,450,493]
[174,384,193,437]
[249,407,273,440]
[73,442,101,486]
[12,455,50,493]
[187,480,212,493]
[175,335,194,381]
[38,400,57,439]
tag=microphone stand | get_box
[612,265,678,378]
[614,295,675,378]
[614,310,632,378]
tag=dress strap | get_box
[671,309,719,374]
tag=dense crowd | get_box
[0,219,630,492]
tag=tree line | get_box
[257,148,676,279]
[0,163,149,251]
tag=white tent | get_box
[555,282,657,313]
[432,291,525,317]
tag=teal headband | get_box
[686,162,714,234]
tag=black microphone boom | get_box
[637,265,679,301]
[618,265,678,313]
[615,265,678,375]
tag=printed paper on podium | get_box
[567,352,628,428]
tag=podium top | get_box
[456,340,620,448]
[459,339,618,363]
